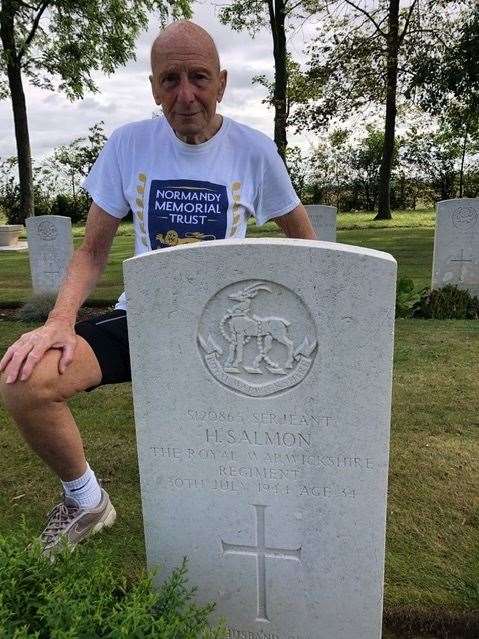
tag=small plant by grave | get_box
[15,293,57,322]
[0,526,225,639]
[412,284,479,320]
[395,277,420,318]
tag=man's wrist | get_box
[46,310,77,327]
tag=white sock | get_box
[62,463,102,509]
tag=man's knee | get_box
[0,350,72,411]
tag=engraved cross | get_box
[450,249,473,280]
[221,504,302,623]
[451,249,473,263]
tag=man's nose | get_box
[177,77,195,103]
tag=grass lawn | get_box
[0,209,435,305]
[0,318,477,637]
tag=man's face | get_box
[150,42,227,142]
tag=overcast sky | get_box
[0,3,321,163]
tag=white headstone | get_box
[305,205,337,242]
[124,239,397,639]
[26,216,73,294]
[432,199,479,297]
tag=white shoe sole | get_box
[91,503,117,536]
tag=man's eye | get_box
[162,76,177,85]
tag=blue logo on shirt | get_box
[148,179,228,249]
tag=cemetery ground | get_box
[0,210,478,638]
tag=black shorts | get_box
[75,309,131,390]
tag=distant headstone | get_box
[432,199,479,297]
[124,239,397,639]
[305,205,337,241]
[26,216,73,294]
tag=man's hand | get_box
[0,318,77,384]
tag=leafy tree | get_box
[252,55,314,135]
[218,0,317,162]
[0,155,51,223]
[0,0,191,223]
[51,121,107,200]
[402,124,462,202]
[350,126,394,211]
[292,0,469,219]
[308,128,351,208]
[285,145,308,200]
[408,4,479,196]
[307,126,395,211]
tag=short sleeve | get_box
[82,129,130,219]
[254,141,300,226]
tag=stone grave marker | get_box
[124,238,397,639]
[26,215,73,294]
[0,225,24,248]
[432,198,479,297]
[305,205,337,241]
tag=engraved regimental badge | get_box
[451,206,478,230]
[198,280,317,397]
[37,220,58,241]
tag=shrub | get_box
[51,193,90,224]
[412,284,479,320]
[15,294,57,323]
[0,527,225,638]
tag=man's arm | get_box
[272,204,317,240]
[0,203,121,383]
[48,203,121,324]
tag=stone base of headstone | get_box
[0,241,28,251]
[0,225,24,247]
[305,205,337,242]
[432,198,479,297]
[124,238,397,639]
[26,215,73,294]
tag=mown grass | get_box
[0,319,477,637]
[10,208,436,240]
[0,210,435,304]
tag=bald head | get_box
[151,20,220,74]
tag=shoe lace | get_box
[40,500,80,544]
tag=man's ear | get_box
[150,74,161,105]
[217,69,227,103]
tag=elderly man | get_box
[0,21,316,554]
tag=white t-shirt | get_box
[83,115,300,310]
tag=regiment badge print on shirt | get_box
[147,179,229,249]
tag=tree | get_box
[408,4,479,197]
[285,145,308,200]
[52,122,107,200]
[292,0,469,219]
[350,126,394,211]
[402,124,462,202]
[218,0,317,162]
[252,56,315,137]
[308,128,351,208]
[0,155,53,223]
[0,0,191,223]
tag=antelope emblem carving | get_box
[220,281,294,374]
